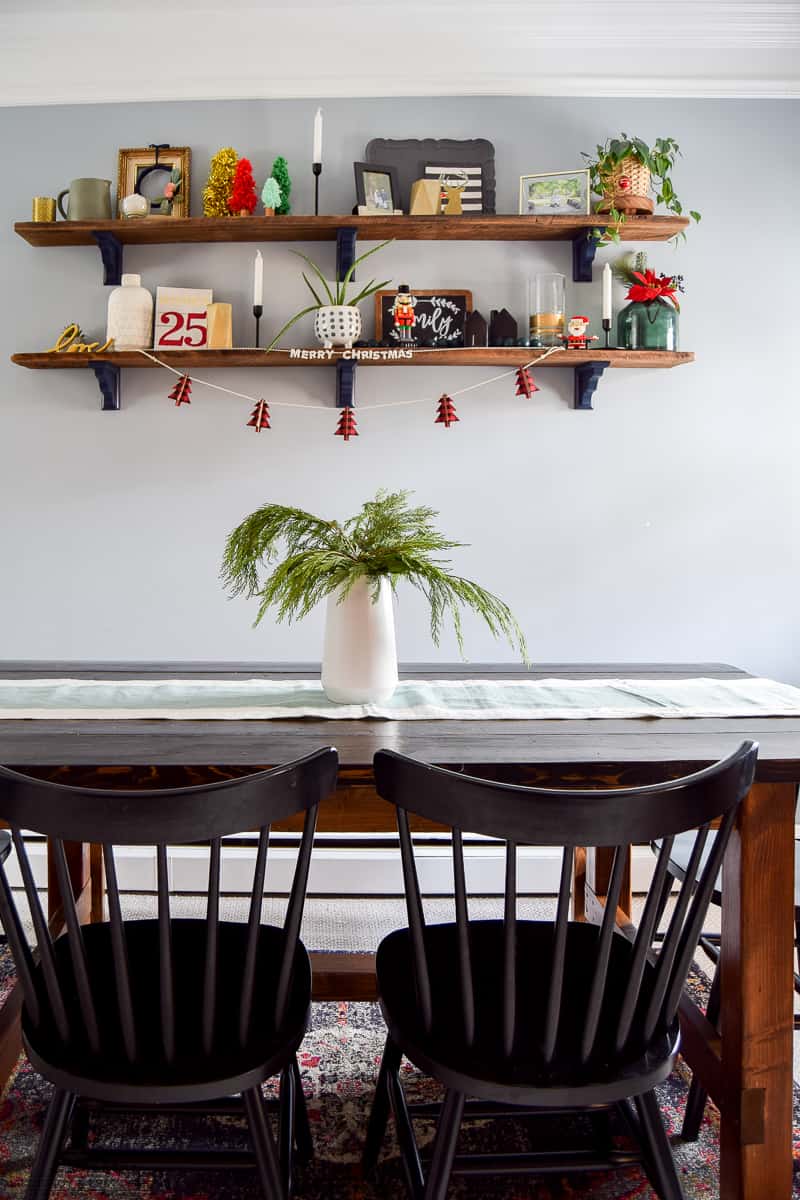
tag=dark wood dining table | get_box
[0,660,797,1200]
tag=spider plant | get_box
[264,238,393,351]
[221,489,529,662]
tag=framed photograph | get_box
[424,162,484,213]
[117,145,191,218]
[154,287,213,350]
[375,289,473,347]
[519,169,590,216]
[354,162,400,213]
[365,138,495,213]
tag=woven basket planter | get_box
[597,155,653,215]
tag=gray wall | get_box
[1,98,798,678]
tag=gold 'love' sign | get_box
[46,324,114,354]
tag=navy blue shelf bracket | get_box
[571,232,597,283]
[574,361,608,410]
[92,231,123,286]
[336,227,358,283]
[336,359,356,408]
[92,363,121,411]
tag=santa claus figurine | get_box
[391,285,416,342]
[561,315,599,350]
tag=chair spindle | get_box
[614,835,675,1054]
[157,843,175,1062]
[102,843,137,1062]
[0,829,41,1027]
[275,806,318,1028]
[542,845,573,1064]
[397,807,433,1034]
[580,844,627,1063]
[203,837,222,1055]
[452,828,475,1046]
[52,837,101,1054]
[503,840,517,1058]
[12,829,69,1039]
[240,825,270,1046]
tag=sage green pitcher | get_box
[57,178,112,221]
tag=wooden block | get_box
[206,302,233,349]
[409,179,442,216]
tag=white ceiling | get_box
[0,0,798,106]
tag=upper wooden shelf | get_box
[14,213,689,248]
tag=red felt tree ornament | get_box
[435,393,459,428]
[168,374,192,406]
[514,367,539,398]
[334,407,358,440]
[247,399,271,432]
[228,157,258,215]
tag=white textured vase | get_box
[106,273,153,349]
[321,577,398,704]
[314,305,362,349]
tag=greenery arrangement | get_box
[271,156,291,214]
[614,251,684,309]
[221,489,529,661]
[263,238,393,351]
[582,134,701,244]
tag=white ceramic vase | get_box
[106,274,153,349]
[321,577,398,704]
[314,305,362,350]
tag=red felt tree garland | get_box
[247,399,271,432]
[229,158,258,215]
[435,393,459,428]
[334,407,358,440]
[514,367,539,398]
[168,375,192,406]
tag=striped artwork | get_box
[424,162,484,213]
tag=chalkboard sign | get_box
[375,289,473,348]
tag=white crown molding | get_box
[0,1,798,107]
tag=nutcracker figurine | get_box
[391,284,417,342]
[561,315,599,350]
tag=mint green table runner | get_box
[0,676,798,720]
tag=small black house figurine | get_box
[489,308,518,347]
[464,310,488,348]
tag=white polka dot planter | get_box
[314,305,362,350]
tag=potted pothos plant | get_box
[221,489,528,703]
[264,239,393,352]
[582,134,701,244]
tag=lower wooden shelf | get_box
[12,347,693,369]
[10,347,694,413]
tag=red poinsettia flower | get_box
[626,269,681,310]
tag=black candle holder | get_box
[312,162,322,216]
[253,304,263,348]
[602,318,612,349]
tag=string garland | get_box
[135,344,565,414]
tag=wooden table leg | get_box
[582,845,633,925]
[720,781,795,1200]
[47,839,92,926]
[89,843,107,923]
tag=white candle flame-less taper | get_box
[313,108,323,165]
[602,262,613,322]
[253,250,263,307]
[321,577,398,703]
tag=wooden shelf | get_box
[12,348,694,370]
[12,347,693,413]
[14,214,689,248]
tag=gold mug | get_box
[32,196,57,222]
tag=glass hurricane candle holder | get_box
[529,273,566,346]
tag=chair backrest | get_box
[0,747,338,1064]
[374,742,757,1065]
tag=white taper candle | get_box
[313,108,323,164]
[253,249,263,307]
[602,262,612,322]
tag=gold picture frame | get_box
[117,145,191,218]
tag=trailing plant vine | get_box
[582,134,701,245]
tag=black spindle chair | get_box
[0,829,9,944]
[0,747,338,1200]
[364,742,758,1200]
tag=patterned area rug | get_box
[1,954,798,1198]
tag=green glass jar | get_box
[616,298,679,351]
